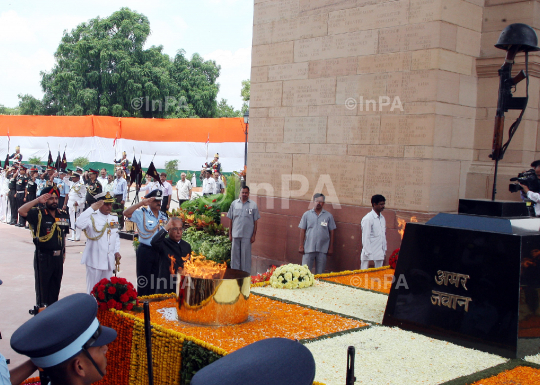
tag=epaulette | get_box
[58,209,68,214]
[110,213,118,217]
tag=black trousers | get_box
[114,195,125,229]
[160,197,170,213]
[16,193,26,226]
[136,244,160,296]
[58,196,65,208]
[8,190,17,224]
[34,250,64,306]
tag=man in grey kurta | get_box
[227,186,260,274]
[298,193,336,274]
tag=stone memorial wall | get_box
[246,0,540,272]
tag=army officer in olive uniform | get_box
[19,185,70,306]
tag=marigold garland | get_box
[315,265,391,279]
[470,366,540,384]
[320,269,396,294]
[20,377,40,385]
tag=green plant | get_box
[73,156,90,169]
[28,156,42,165]
[132,237,140,252]
[180,340,222,385]
[182,227,231,266]
[164,159,179,181]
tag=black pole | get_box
[143,301,154,385]
[491,158,499,201]
[346,346,355,385]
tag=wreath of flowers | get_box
[269,264,314,289]
[91,277,139,311]
[389,248,400,269]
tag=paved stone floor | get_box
[0,220,138,369]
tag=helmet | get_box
[495,23,540,52]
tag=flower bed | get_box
[319,268,395,294]
[124,296,366,353]
[252,281,388,323]
[305,326,506,385]
[96,293,366,385]
[470,366,540,385]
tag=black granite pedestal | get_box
[383,207,540,358]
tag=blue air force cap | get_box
[191,338,316,385]
[10,293,117,368]
[145,189,163,200]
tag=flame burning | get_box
[397,216,418,240]
[178,253,227,279]
[169,255,176,275]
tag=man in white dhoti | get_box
[66,168,87,241]
[360,194,387,270]
[76,191,122,294]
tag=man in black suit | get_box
[151,217,191,294]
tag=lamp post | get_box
[243,110,249,187]
[243,110,249,166]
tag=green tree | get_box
[240,79,250,114]
[26,8,221,118]
[28,156,42,165]
[164,159,179,182]
[216,98,240,118]
[73,157,90,169]
[17,94,43,115]
[0,104,20,115]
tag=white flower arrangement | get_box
[269,263,314,289]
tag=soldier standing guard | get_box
[76,191,122,294]
[15,165,29,227]
[66,167,86,241]
[210,153,221,174]
[114,151,130,177]
[85,168,102,209]
[124,189,167,296]
[18,185,70,306]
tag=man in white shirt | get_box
[140,176,158,195]
[202,169,216,196]
[76,191,122,294]
[159,172,173,212]
[113,167,128,229]
[176,172,192,206]
[360,194,387,270]
[66,168,87,241]
[97,168,108,187]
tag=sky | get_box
[0,0,253,110]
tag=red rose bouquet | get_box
[252,265,278,284]
[389,248,400,269]
[91,277,139,311]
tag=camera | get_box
[509,169,540,193]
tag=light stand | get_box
[243,110,249,188]
[490,23,540,201]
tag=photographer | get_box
[518,160,540,216]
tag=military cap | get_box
[145,189,163,201]
[59,169,66,174]
[46,165,56,172]
[30,167,38,172]
[214,153,219,158]
[10,293,117,368]
[66,168,73,173]
[94,191,115,203]
[88,168,99,174]
[19,164,27,171]
[15,146,20,151]
[39,185,60,197]
[191,338,315,385]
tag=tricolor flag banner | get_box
[0,116,245,172]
